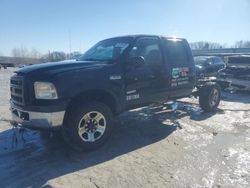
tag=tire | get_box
[199,83,221,112]
[62,101,113,151]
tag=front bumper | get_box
[10,101,65,129]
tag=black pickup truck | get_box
[10,35,221,150]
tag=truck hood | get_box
[15,60,110,75]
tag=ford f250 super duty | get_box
[10,35,221,150]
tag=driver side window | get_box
[129,38,163,69]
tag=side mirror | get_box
[128,56,145,68]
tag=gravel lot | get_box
[0,68,250,188]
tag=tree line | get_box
[190,40,250,50]
[10,47,81,62]
[2,40,250,62]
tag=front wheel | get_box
[62,102,113,151]
[199,83,221,112]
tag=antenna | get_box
[68,29,72,59]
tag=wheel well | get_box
[65,90,117,115]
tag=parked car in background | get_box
[194,56,225,76]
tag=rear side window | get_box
[163,39,189,66]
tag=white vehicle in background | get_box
[219,55,250,91]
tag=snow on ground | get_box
[0,68,249,188]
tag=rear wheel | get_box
[62,102,113,151]
[199,83,221,112]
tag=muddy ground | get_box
[0,68,249,188]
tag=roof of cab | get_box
[105,34,185,40]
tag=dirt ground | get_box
[0,68,250,188]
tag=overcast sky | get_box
[0,0,250,56]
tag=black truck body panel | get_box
[11,35,195,115]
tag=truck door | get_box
[162,38,196,98]
[124,37,169,107]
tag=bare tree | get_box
[190,41,224,50]
[30,48,41,58]
[209,42,223,49]
[190,41,209,49]
[68,51,82,59]
[12,48,21,57]
[12,47,42,58]
[11,47,71,64]
[233,40,250,48]
[20,46,28,58]
[45,51,66,62]
[12,46,28,58]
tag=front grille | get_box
[10,75,25,106]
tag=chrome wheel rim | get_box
[78,111,106,142]
[210,88,219,107]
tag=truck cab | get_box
[123,36,195,107]
[10,35,220,150]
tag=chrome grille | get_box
[10,75,25,106]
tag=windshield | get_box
[194,56,209,66]
[78,37,133,61]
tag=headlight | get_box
[34,82,58,99]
